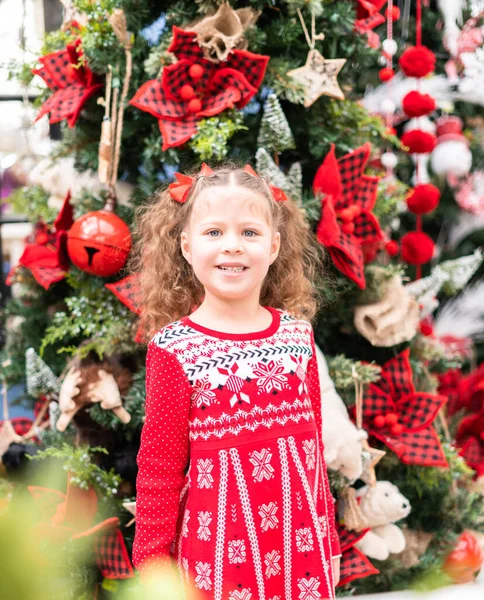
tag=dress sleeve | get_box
[306,330,342,558]
[133,341,192,575]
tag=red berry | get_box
[379,68,395,82]
[341,222,355,235]
[188,98,202,113]
[189,63,204,80]
[391,423,404,436]
[419,322,434,337]
[374,415,386,428]
[385,413,399,426]
[386,6,401,21]
[338,208,353,223]
[180,84,195,100]
[385,240,399,256]
[36,232,49,245]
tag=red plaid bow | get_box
[337,523,379,587]
[456,411,484,478]
[7,192,74,290]
[168,162,214,203]
[314,143,382,289]
[33,39,102,127]
[129,27,269,150]
[356,349,448,467]
[29,476,134,579]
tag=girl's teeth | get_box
[219,266,244,272]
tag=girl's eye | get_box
[206,230,221,237]
[244,230,258,237]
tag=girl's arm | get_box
[306,331,342,559]
[133,341,192,576]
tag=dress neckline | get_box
[181,306,281,341]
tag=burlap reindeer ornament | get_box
[189,2,261,62]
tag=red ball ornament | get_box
[402,90,437,118]
[406,184,441,215]
[399,46,436,78]
[374,415,386,428]
[385,413,399,426]
[67,210,132,277]
[180,84,195,100]
[188,63,204,80]
[443,532,484,584]
[188,97,202,113]
[401,130,436,154]
[401,231,435,265]
[386,6,401,21]
[379,67,395,82]
[419,322,434,337]
[391,423,404,436]
[385,240,399,256]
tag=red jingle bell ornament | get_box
[67,210,132,277]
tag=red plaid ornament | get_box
[337,523,379,586]
[33,39,102,127]
[456,411,484,478]
[7,192,74,290]
[130,27,269,150]
[29,476,134,579]
[355,349,448,467]
[354,0,386,47]
[314,143,382,289]
[105,273,142,315]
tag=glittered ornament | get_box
[67,211,132,277]
[406,184,441,215]
[401,231,435,265]
[399,46,436,78]
[287,49,346,107]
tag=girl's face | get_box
[181,184,280,305]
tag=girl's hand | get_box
[332,556,341,587]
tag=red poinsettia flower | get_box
[356,349,448,467]
[337,523,379,586]
[456,411,484,478]
[129,27,269,150]
[7,192,74,290]
[29,476,133,579]
[33,39,103,128]
[314,143,382,289]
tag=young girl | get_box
[132,165,341,600]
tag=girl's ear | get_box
[270,231,281,265]
[180,231,192,264]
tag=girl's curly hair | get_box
[129,166,324,338]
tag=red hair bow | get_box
[168,163,214,203]
[243,164,288,202]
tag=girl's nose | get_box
[222,234,243,253]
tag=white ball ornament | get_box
[380,98,397,114]
[431,141,472,178]
[382,38,398,56]
[381,152,398,169]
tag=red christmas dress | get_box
[133,307,341,600]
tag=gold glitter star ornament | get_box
[287,49,346,107]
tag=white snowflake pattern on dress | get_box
[181,508,190,538]
[252,359,288,393]
[228,589,252,600]
[194,561,212,590]
[197,458,214,489]
[295,527,314,552]
[298,576,322,600]
[227,539,247,564]
[302,439,316,470]
[249,448,275,482]
[218,363,251,408]
[191,377,217,407]
[197,511,212,541]
[264,549,282,578]
[258,501,279,531]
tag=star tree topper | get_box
[288,49,346,107]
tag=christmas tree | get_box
[1,0,484,597]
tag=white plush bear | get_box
[316,346,365,481]
[354,481,411,561]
